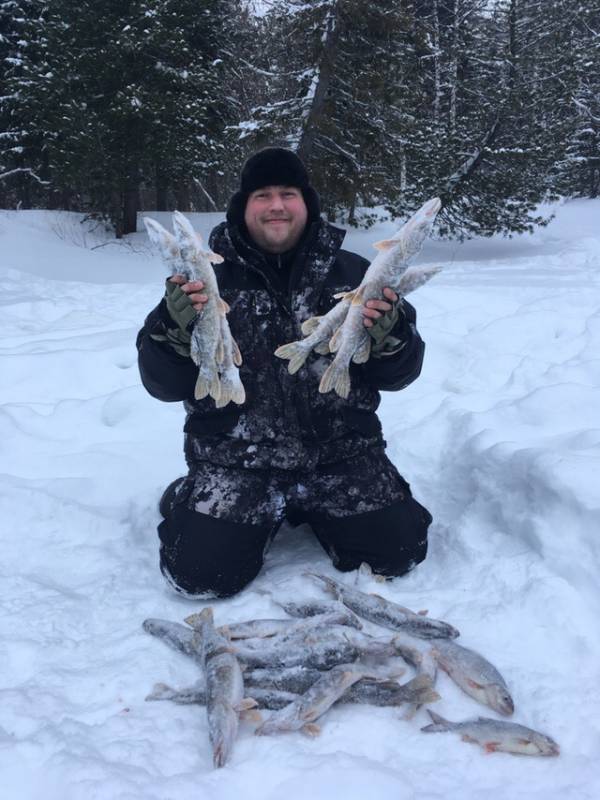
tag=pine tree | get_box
[0,0,50,207]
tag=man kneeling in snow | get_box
[136,147,432,598]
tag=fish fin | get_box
[214,390,231,409]
[313,341,331,355]
[234,698,259,712]
[467,678,485,690]
[231,338,242,366]
[301,316,322,335]
[274,341,309,374]
[333,290,356,300]
[301,723,321,737]
[350,285,367,306]
[184,608,213,628]
[351,336,371,364]
[218,297,230,314]
[209,251,224,264]
[418,609,429,616]
[194,373,209,400]
[328,325,343,353]
[231,380,246,406]
[318,361,351,399]
[210,372,222,401]
[373,238,398,251]
[145,682,173,701]
[484,742,500,753]
[425,710,452,729]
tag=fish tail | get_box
[403,675,440,705]
[216,369,246,407]
[319,360,351,399]
[421,709,453,733]
[313,341,331,355]
[274,341,309,374]
[301,316,322,335]
[194,364,222,401]
[304,572,339,598]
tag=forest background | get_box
[1,0,599,238]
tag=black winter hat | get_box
[226,147,321,227]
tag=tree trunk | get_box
[175,181,191,212]
[156,166,168,211]
[296,5,341,164]
[122,187,139,235]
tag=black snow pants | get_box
[157,449,432,598]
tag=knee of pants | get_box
[157,504,273,599]
[312,497,432,578]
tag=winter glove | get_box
[367,300,408,358]
[149,280,195,358]
[165,279,196,334]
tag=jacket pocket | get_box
[341,407,382,438]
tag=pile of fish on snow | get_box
[143,571,560,768]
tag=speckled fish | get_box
[307,572,459,640]
[274,599,362,623]
[276,262,441,380]
[318,199,441,398]
[217,609,362,641]
[144,212,244,405]
[255,664,370,736]
[146,681,296,712]
[215,312,245,407]
[342,673,440,707]
[142,618,202,664]
[391,635,439,717]
[421,710,559,756]
[185,608,257,768]
[233,628,396,670]
[273,198,440,398]
[431,639,514,716]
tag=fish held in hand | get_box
[275,198,442,395]
[144,211,245,406]
[319,198,441,398]
[421,710,559,756]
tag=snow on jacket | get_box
[136,218,425,470]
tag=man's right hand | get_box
[169,275,208,313]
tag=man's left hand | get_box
[362,287,398,327]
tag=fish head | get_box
[486,684,515,716]
[530,732,560,756]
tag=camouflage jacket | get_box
[136,219,425,470]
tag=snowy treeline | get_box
[1,0,599,237]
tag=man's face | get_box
[244,185,308,254]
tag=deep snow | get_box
[0,200,598,799]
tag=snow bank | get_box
[0,201,598,799]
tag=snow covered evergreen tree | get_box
[0,0,50,207]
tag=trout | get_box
[421,710,559,756]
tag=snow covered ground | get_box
[0,200,598,799]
